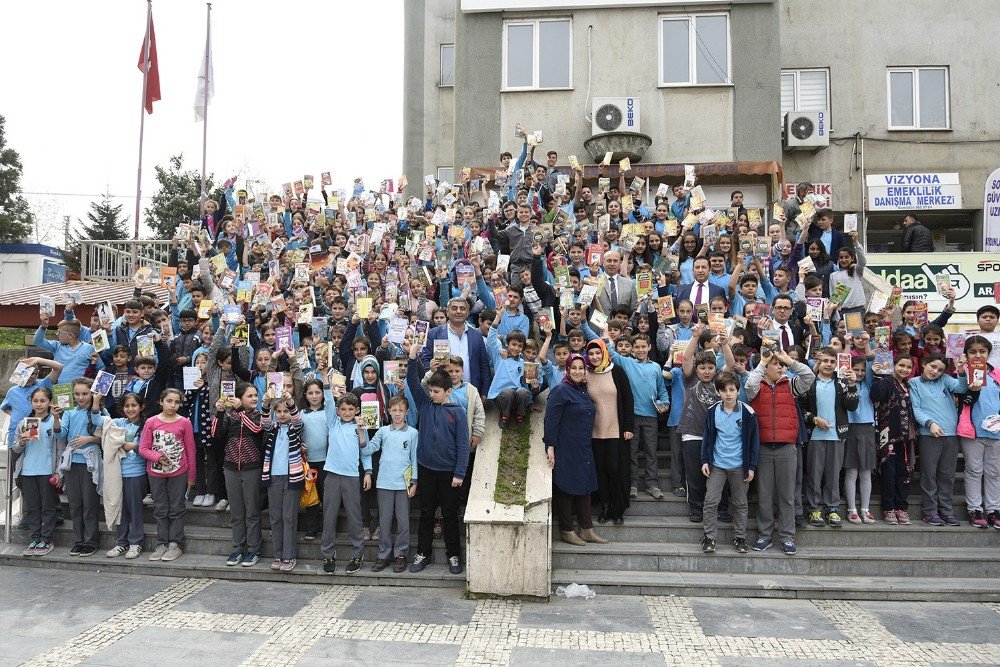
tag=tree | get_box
[144,154,225,240]
[63,192,130,274]
[0,115,35,243]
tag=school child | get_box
[12,386,63,557]
[319,392,372,574]
[442,356,485,508]
[111,299,158,366]
[662,352,687,497]
[231,343,273,410]
[871,354,917,525]
[169,309,202,389]
[123,335,173,420]
[2,357,63,448]
[137,388,195,561]
[181,353,215,507]
[973,305,1000,369]
[956,335,1000,528]
[300,379,329,540]
[799,347,859,528]
[496,285,530,337]
[406,342,470,575]
[214,382,265,566]
[365,395,419,573]
[351,355,390,541]
[844,355,878,525]
[539,332,571,388]
[608,333,670,500]
[338,311,382,390]
[98,392,147,558]
[700,372,759,554]
[33,316,95,382]
[261,391,304,571]
[909,353,963,526]
[487,308,530,428]
[59,378,106,557]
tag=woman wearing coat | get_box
[544,355,608,546]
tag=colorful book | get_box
[657,296,675,322]
[524,362,539,383]
[945,333,965,361]
[805,297,825,322]
[844,312,864,336]
[329,372,347,398]
[383,360,401,385]
[412,320,429,348]
[92,329,110,353]
[92,370,115,396]
[433,339,451,363]
[387,316,409,345]
[360,401,381,430]
[221,380,236,399]
[874,349,894,375]
[24,417,39,440]
[830,283,851,307]
[197,299,214,319]
[275,325,294,352]
[874,326,891,351]
[913,302,929,327]
[837,353,852,378]
[52,383,73,409]
[968,357,988,386]
[8,362,32,387]
[136,335,155,358]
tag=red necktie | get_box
[695,283,704,306]
[781,325,791,350]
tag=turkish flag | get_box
[137,13,160,114]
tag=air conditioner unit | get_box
[592,97,640,135]
[784,110,829,149]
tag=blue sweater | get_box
[367,424,419,490]
[32,331,95,381]
[322,393,373,477]
[406,361,470,478]
[909,374,962,436]
[701,401,760,475]
[300,409,329,463]
[609,349,669,417]
[486,326,526,400]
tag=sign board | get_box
[984,167,1000,253]
[783,182,831,207]
[42,260,66,284]
[866,173,962,211]
[866,252,1000,316]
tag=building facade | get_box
[403,0,1000,251]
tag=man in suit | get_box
[596,249,638,314]
[421,297,492,395]
[674,257,726,312]
[748,294,807,352]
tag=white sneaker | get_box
[214,499,229,511]
[161,542,183,562]
[148,544,168,561]
[142,494,154,506]
[124,544,143,559]
[106,545,126,558]
[192,495,205,507]
[202,494,216,507]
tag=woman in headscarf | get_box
[584,339,635,525]
[544,355,607,545]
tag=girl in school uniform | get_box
[100,392,147,558]
[300,379,330,540]
[12,386,63,557]
[261,390,304,571]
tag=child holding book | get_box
[98,393,147,558]
[138,388,196,561]
[300,379,330,540]
[181,353,215,507]
[442,356,485,508]
[59,377,106,558]
[871,354,917,525]
[12,386,63,557]
[845,355,878,525]
[365,395,419,573]
[352,355,390,541]
[487,309,530,429]
[956,335,1000,528]
[261,391,304,571]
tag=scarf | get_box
[585,339,614,374]
[562,354,587,387]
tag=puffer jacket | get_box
[213,408,265,471]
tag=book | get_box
[275,325,294,352]
[636,271,653,297]
[559,289,575,311]
[387,316,409,345]
[221,380,236,399]
[837,353,852,378]
[24,417,39,440]
[160,266,178,288]
[223,304,241,324]
[589,309,608,332]
[149,428,184,475]
[93,370,115,396]
[412,320,429,348]
[874,326,891,351]
[383,360,401,385]
[136,334,154,358]
[553,264,570,290]
[524,362,539,383]
[830,283,851,307]
[266,372,284,400]
[39,297,56,318]
[232,324,249,347]
[271,295,287,313]
[805,297,825,322]
[872,349,892,375]
[868,290,889,314]
[708,313,726,335]
[536,307,555,331]
[761,329,780,354]
[618,157,631,172]
[356,297,373,319]
[52,383,73,409]
[887,285,903,311]
[913,301,929,327]
[97,302,115,327]
[433,339,451,363]
[92,329,110,353]
[455,263,475,289]
[586,243,604,266]
[8,362,33,387]
[197,299,214,319]
[968,357,988,386]
[182,367,201,391]
[329,372,347,398]
[843,213,858,234]
[946,333,965,360]
[657,296,675,322]
[360,401,381,430]
[935,272,952,295]
[670,340,686,366]
[133,267,153,284]
[844,312,864,336]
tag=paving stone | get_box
[79,626,267,666]
[719,659,875,667]
[340,587,478,626]
[302,637,462,665]
[517,594,655,633]
[509,647,666,665]
[858,601,1000,644]
[174,580,324,617]
[690,597,845,641]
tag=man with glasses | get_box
[420,297,492,396]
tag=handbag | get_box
[299,461,320,508]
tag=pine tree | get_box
[63,193,130,275]
[0,115,35,243]
[145,154,225,240]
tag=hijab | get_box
[562,354,587,388]
[585,339,614,374]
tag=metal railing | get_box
[80,239,173,283]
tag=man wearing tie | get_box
[673,257,726,312]
[596,249,638,314]
[749,294,806,352]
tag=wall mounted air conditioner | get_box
[592,97,640,134]
[784,110,829,149]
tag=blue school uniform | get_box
[368,424,419,491]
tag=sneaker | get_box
[672,486,686,497]
[161,542,182,561]
[970,509,988,528]
[142,494,154,506]
[78,545,97,558]
[69,543,83,556]
[304,532,317,541]
[392,556,407,573]
[923,514,944,526]
[372,558,390,572]
[372,527,381,542]
[752,538,772,552]
[148,544,168,561]
[448,556,463,574]
[808,510,825,527]
[988,510,1000,529]
[826,511,843,528]
[409,553,431,573]
[847,510,862,525]
[214,499,229,511]
[242,551,259,567]
[895,510,911,525]
[362,527,372,542]
[629,486,638,499]
[279,559,296,572]
[106,545,127,558]
[125,545,142,559]
[883,511,899,525]
[780,541,797,556]
[861,509,876,525]
[22,541,38,557]
[271,558,283,571]
[732,537,749,553]
[226,550,244,567]
[192,495,205,507]
[499,417,509,430]
[795,515,807,529]
[323,558,337,574]
[346,556,363,573]
[202,494,216,507]
[33,541,54,556]
[701,536,716,553]
[688,512,703,523]
[942,515,960,527]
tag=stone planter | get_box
[583,132,653,164]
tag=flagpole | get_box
[199,3,212,215]
[135,0,152,240]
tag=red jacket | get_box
[750,376,800,444]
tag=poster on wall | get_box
[42,260,66,284]
[866,252,1000,318]
[983,167,1000,253]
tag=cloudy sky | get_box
[1,0,404,242]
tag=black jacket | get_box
[799,376,860,438]
[902,223,934,252]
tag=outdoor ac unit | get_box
[784,110,829,149]
[592,97,640,134]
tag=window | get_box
[780,68,830,125]
[440,44,455,87]
[503,19,571,90]
[437,167,455,184]
[659,13,730,86]
[887,67,949,130]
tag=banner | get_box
[866,252,1000,316]
[865,173,962,211]
[783,182,831,207]
[984,167,1000,253]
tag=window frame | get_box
[886,66,950,131]
[780,67,832,129]
[439,44,455,87]
[437,167,455,184]
[657,12,732,88]
[501,18,573,92]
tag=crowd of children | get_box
[9,131,1000,570]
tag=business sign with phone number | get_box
[866,252,1000,317]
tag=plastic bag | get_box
[555,583,596,600]
[300,463,320,508]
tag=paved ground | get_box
[1,566,999,666]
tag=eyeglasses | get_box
[773,306,792,311]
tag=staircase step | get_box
[597,493,973,517]
[551,568,1000,602]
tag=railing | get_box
[80,239,173,283]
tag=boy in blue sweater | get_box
[366,395,419,573]
[33,318,95,382]
[700,372,759,554]
[407,343,470,575]
[487,308,530,429]
[608,334,669,500]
